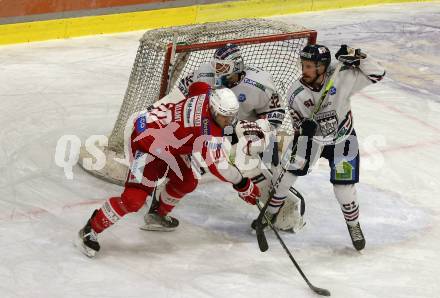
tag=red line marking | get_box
[359,91,440,134]
[0,199,105,222]
[358,91,440,156]
[361,139,440,157]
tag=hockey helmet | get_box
[212,44,245,88]
[209,88,239,127]
[300,44,331,69]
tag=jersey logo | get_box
[202,118,210,135]
[184,98,194,127]
[315,110,338,137]
[243,78,266,92]
[288,86,304,106]
[292,86,304,97]
[197,72,214,78]
[174,103,183,122]
[136,115,147,133]
[194,96,204,126]
[184,96,197,127]
[304,99,314,108]
[329,86,337,95]
[335,160,354,181]
[238,93,246,102]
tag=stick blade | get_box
[311,286,331,296]
[256,227,269,252]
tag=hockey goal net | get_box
[78,18,317,185]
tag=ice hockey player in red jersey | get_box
[142,44,305,233]
[75,82,261,257]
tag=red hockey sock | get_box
[91,197,127,233]
[91,187,149,233]
[157,186,184,216]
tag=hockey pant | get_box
[270,130,360,225]
[91,151,198,234]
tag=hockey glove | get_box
[300,118,318,138]
[233,177,260,205]
[335,44,349,60]
[336,46,367,67]
[338,55,362,67]
[235,120,267,156]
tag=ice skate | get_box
[347,222,365,251]
[75,210,100,258]
[140,199,179,231]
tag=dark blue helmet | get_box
[300,44,331,68]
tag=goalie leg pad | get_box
[273,187,306,232]
[251,167,305,233]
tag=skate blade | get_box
[139,224,176,232]
[74,236,97,258]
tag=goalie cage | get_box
[78,18,317,185]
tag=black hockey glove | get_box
[335,44,349,60]
[336,46,367,67]
[300,119,318,138]
[338,55,361,67]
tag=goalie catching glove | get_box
[233,177,261,205]
[235,119,272,156]
[335,44,367,67]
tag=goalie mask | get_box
[212,44,245,88]
[209,88,239,128]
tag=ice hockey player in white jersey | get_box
[257,44,386,251]
[177,44,285,126]
[141,44,305,233]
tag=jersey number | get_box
[269,94,281,109]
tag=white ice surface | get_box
[1,3,440,298]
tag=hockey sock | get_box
[91,188,149,233]
[267,195,287,214]
[156,185,185,216]
[91,197,125,233]
[333,184,359,225]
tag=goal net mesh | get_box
[79,18,316,184]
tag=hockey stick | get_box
[256,201,331,296]
[255,62,343,252]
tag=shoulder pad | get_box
[288,84,305,106]
[242,66,276,92]
[194,63,215,80]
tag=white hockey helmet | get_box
[209,88,239,126]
